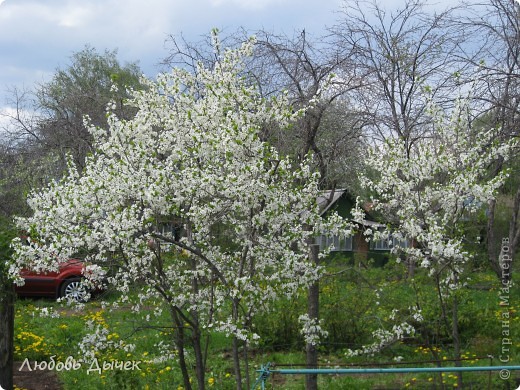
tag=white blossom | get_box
[10,33,351,364]
[353,90,515,358]
[298,314,329,346]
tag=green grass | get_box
[13,266,520,389]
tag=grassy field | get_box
[12,265,520,389]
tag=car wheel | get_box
[60,277,88,302]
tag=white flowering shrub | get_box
[354,93,515,357]
[10,32,353,389]
[360,95,513,285]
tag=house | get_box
[316,189,409,266]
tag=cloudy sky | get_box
[0,0,349,109]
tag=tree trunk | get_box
[243,339,250,390]
[506,185,520,282]
[486,199,502,278]
[186,222,206,390]
[451,287,463,389]
[232,336,242,390]
[231,297,243,390]
[190,265,205,390]
[306,244,319,390]
[170,307,192,390]
[192,324,205,390]
[407,257,416,278]
[0,283,14,390]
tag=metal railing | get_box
[252,362,520,389]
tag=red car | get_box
[15,259,88,301]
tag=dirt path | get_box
[13,361,62,390]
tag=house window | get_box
[153,221,183,249]
[370,235,409,251]
[316,234,353,252]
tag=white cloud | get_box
[0,106,17,131]
[0,0,343,106]
[57,5,92,28]
[0,106,28,142]
[209,0,291,10]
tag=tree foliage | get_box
[2,47,143,175]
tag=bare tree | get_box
[330,0,464,152]
[251,30,366,189]
[459,0,520,280]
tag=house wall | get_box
[320,190,391,267]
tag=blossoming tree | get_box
[354,94,514,386]
[10,34,350,390]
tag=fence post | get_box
[306,244,320,390]
[251,363,271,390]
